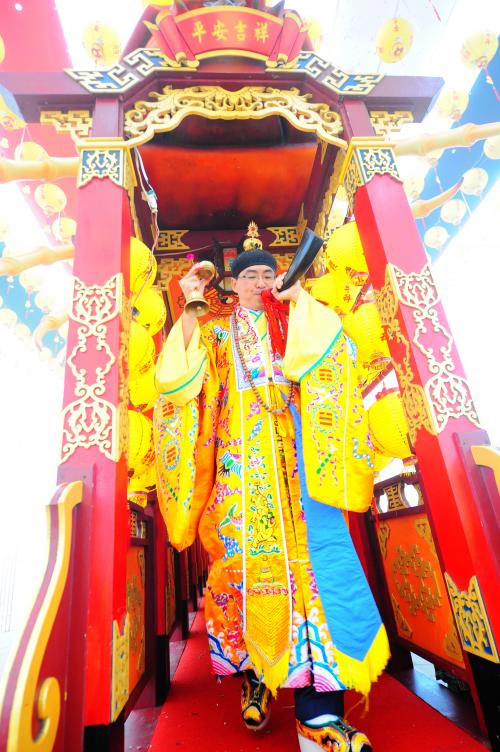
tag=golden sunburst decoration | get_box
[243,220,263,251]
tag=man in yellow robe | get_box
[155,241,389,752]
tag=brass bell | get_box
[184,260,216,318]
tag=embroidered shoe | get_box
[297,717,372,752]
[241,672,272,731]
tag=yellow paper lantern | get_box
[484,134,500,160]
[34,291,55,313]
[34,183,67,216]
[462,167,488,196]
[325,221,368,278]
[0,34,5,65]
[403,175,425,201]
[368,390,412,459]
[58,320,69,340]
[343,302,390,368]
[435,89,469,121]
[373,452,393,473]
[130,365,159,412]
[128,410,155,479]
[52,217,77,242]
[304,18,323,51]
[14,322,31,340]
[128,461,157,507]
[0,308,17,327]
[461,30,498,70]
[424,225,449,250]
[19,269,43,293]
[129,320,156,378]
[129,462,157,494]
[82,22,122,66]
[307,272,341,308]
[0,221,9,241]
[306,271,359,315]
[14,141,48,161]
[440,199,466,226]
[376,17,413,64]
[127,487,148,508]
[130,236,157,295]
[133,288,166,336]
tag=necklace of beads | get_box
[231,311,294,416]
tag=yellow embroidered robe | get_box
[155,290,376,692]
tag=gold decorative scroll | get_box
[111,615,130,721]
[118,296,131,461]
[40,109,93,139]
[127,550,146,678]
[445,574,499,663]
[391,593,413,638]
[392,543,442,622]
[266,226,302,247]
[314,148,345,239]
[60,274,124,464]
[156,230,190,252]
[377,522,390,559]
[123,86,346,150]
[443,614,463,663]
[374,266,436,445]
[339,137,401,212]
[77,140,136,190]
[414,518,438,560]
[0,156,78,184]
[123,47,193,76]
[370,110,414,138]
[276,252,296,268]
[271,52,383,96]
[0,244,74,277]
[0,481,83,752]
[393,121,500,158]
[66,64,140,94]
[156,256,192,289]
[384,483,408,512]
[389,263,481,434]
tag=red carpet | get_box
[149,609,488,751]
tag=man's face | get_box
[231,264,276,310]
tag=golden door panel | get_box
[376,513,464,668]
[126,546,146,692]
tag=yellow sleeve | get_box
[282,288,342,382]
[155,317,208,406]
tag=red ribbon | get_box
[261,289,289,358]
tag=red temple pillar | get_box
[339,100,499,737]
[57,98,133,740]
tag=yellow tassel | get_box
[246,644,290,698]
[333,624,390,697]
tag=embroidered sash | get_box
[233,308,292,694]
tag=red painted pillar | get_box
[339,100,499,667]
[57,98,132,731]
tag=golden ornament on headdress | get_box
[243,220,263,251]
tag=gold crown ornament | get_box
[243,221,263,251]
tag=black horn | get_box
[280,228,324,291]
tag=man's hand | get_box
[271,273,302,303]
[180,263,210,319]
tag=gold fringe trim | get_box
[333,624,390,698]
[246,642,291,698]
